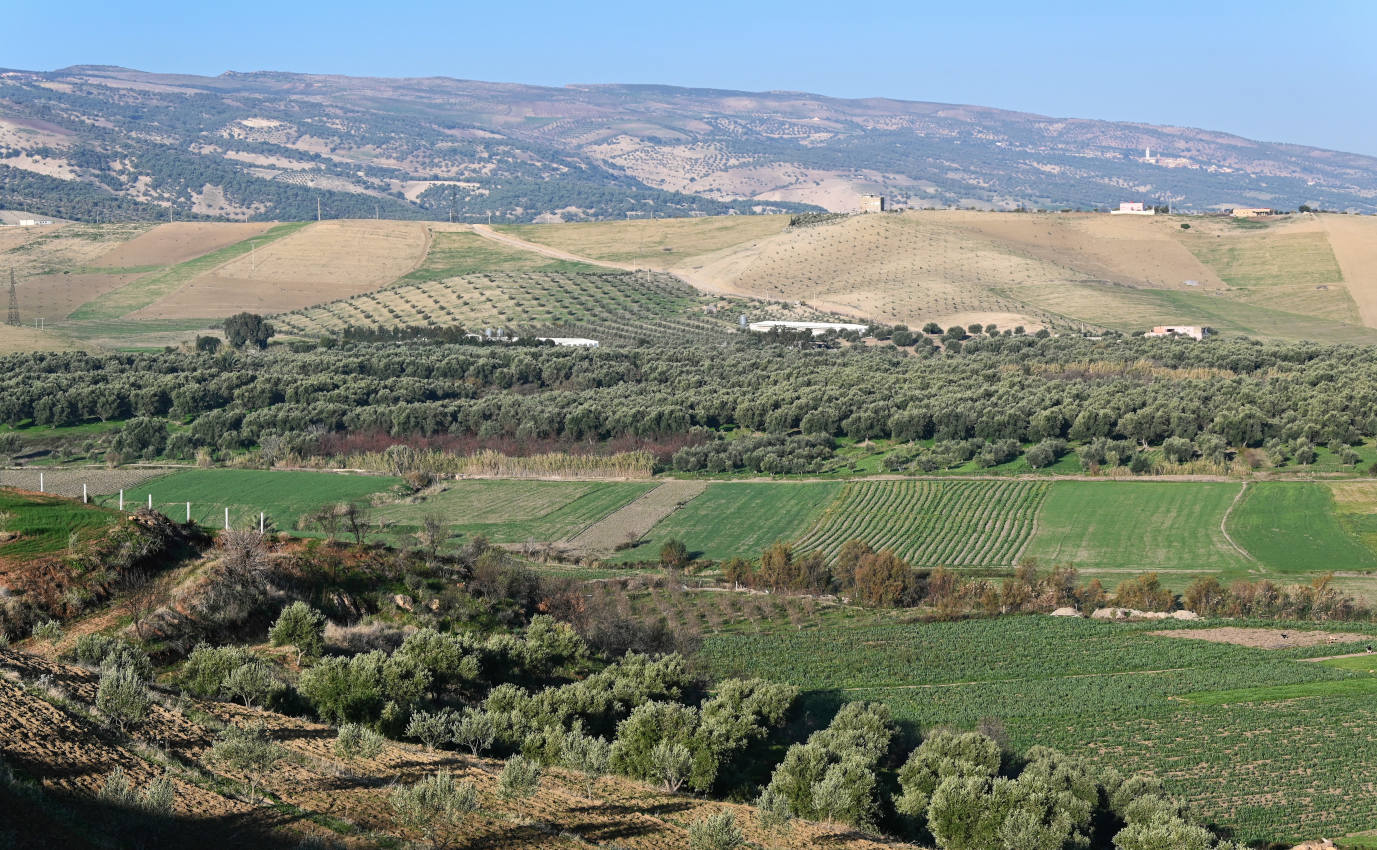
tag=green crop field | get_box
[100,469,401,532]
[1021,480,1252,573]
[611,482,840,563]
[1226,482,1377,573]
[1184,230,1344,288]
[699,612,1377,844]
[792,480,1047,567]
[377,479,654,543]
[0,490,119,557]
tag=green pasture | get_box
[101,469,400,532]
[611,482,840,563]
[0,490,118,557]
[699,612,1377,844]
[377,479,654,543]
[395,230,602,284]
[1226,482,1377,573]
[1022,481,1252,573]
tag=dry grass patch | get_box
[132,219,430,319]
[93,222,274,268]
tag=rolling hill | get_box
[2,66,1377,223]
[6,208,1377,350]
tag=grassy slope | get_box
[1226,482,1377,573]
[0,490,117,557]
[500,215,789,265]
[377,480,655,543]
[102,469,400,531]
[699,612,1377,844]
[395,229,604,284]
[69,222,309,320]
[610,482,840,563]
[1022,481,1251,573]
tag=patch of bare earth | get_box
[567,480,707,555]
[1149,627,1370,649]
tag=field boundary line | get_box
[384,222,434,289]
[1220,482,1259,564]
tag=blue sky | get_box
[4,0,1374,155]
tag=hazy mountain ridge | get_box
[0,65,1373,222]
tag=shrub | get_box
[269,601,326,664]
[69,634,152,681]
[389,770,477,849]
[96,665,151,732]
[688,811,745,850]
[31,619,62,643]
[498,754,542,819]
[334,723,386,760]
[406,708,457,751]
[208,722,281,802]
[222,661,278,708]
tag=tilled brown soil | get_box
[1149,626,1371,649]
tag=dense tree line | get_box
[4,335,1377,470]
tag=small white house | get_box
[747,320,870,336]
[1110,202,1156,216]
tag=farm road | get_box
[468,224,636,271]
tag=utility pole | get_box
[375,203,379,220]
[317,197,322,222]
[6,269,19,327]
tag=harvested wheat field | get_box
[0,221,154,278]
[93,221,275,268]
[131,219,431,319]
[11,271,146,321]
[1150,627,1371,649]
[0,324,79,353]
[0,649,903,849]
[1322,214,1377,326]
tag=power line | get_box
[6,269,19,327]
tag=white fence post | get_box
[259,512,265,534]
[38,472,43,493]
[119,490,124,511]
[147,493,152,510]
[224,507,229,531]
[186,502,191,523]
[83,483,87,504]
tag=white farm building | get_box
[537,337,600,348]
[747,320,869,336]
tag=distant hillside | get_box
[1,66,1376,222]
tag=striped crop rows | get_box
[794,480,1049,567]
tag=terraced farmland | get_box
[793,479,1047,567]
[272,270,744,345]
